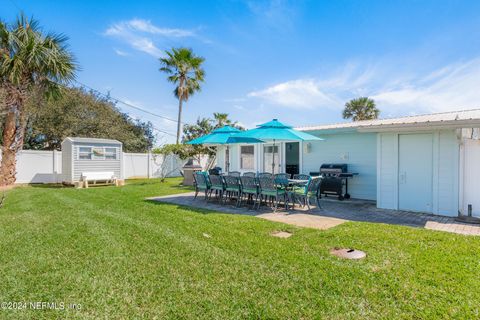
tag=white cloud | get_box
[113,48,129,56]
[372,59,480,113]
[127,19,194,37]
[104,18,196,58]
[245,0,298,30]
[248,58,480,116]
[248,79,338,109]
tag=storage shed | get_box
[61,137,123,184]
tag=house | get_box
[216,109,480,217]
[61,137,123,184]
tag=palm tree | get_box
[159,48,205,144]
[342,97,380,121]
[0,14,76,186]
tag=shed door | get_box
[463,139,480,216]
[398,134,433,212]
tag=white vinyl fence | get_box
[0,149,208,184]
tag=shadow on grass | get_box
[26,183,70,189]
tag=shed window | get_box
[240,145,254,170]
[79,147,92,160]
[92,147,105,160]
[78,146,118,160]
[105,148,117,160]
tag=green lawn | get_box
[0,178,479,319]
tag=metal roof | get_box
[64,137,122,144]
[296,108,480,132]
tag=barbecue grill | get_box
[319,164,358,200]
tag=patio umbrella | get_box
[231,119,323,173]
[187,125,264,172]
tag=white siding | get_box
[436,131,459,215]
[377,133,398,209]
[303,132,377,200]
[216,145,225,171]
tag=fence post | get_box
[147,150,151,179]
[53,150,57,183]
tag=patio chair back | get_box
[242,172,256,178]
[240,176,258,194]
[258,172,273,179]
[293,174,310,181]
[194,172,210,190]
[224,175,241,192]
[228,171,241,177]
[258,176,277,193]
[307,177,322,195]
[274,173,290,180]
[209,174,225,190]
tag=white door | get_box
[463,139,480,216]
[398,134,433,212]
[263,144,281,174]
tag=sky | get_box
[3,0,480,143]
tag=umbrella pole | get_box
[226,145,230,173]
[272,139,276,174]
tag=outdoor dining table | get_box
[273,178,310,210]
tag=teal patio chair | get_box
[224,175,242,206]
[194,172,211,200]
[258,176,287,212]
[208,174,225,202]
[239,175,259,209]
[293,177,322,210]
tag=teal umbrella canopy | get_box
[186,125,264,145]
[233,119,323,141]
[231,119,323,174]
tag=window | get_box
[92,147,105,160]
[78,146,117,160]
[105,148,117,160]
[79,147,92,160]
[240,145,254,170]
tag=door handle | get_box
[399,172,406,184]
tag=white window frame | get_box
[239,144,255,171]
[77,146,118,161]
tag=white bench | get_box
[80,172,117,188]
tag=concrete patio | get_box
[148,192,480,236]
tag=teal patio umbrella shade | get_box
[232,119,323,173]
[187,126,264,145]
[186,125,264,172]
[187,126,241,145]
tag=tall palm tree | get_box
[159,48,205,144]
[342,97,380,121]
[0,14,76,186]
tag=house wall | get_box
[377,129,459,216]
[302,132,378,201]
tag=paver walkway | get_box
[148,192,480,236]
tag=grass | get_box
[0,178,479,319]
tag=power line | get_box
[73,80,186,125]
[70,81,178,138]
[8,0,21,11]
